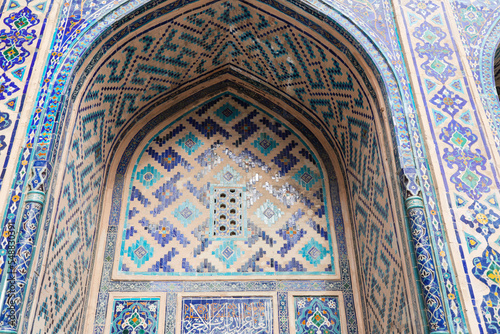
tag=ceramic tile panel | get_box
[292,295,343,334]
[104,293,165,334]
[116,95,336,278]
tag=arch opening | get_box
[23,0,425,333]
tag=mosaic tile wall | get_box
[41,2,418,331]
[3,0,488,333]
[0,4,49,190]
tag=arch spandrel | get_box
[18,0,427,333]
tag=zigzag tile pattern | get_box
[33,2,412,333]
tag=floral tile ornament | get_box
[0,73,19,100]
[0,7,40,71]
[294,296,341,334]
[110,297,160,334]
[461,201,500,239]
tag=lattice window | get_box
[210,186,246,239]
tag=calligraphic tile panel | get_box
[181,296,273,334]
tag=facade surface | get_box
[0,0,498,333]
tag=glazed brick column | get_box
[406,195,449,333]
[0,161,50,333]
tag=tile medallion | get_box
[105,294,165,334]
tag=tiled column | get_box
[0,160,50,333]
[406,195,449,333]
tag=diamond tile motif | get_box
[272,142,299,176]
[461,168,479,189]
[176,132,204,155]
[147,218,190,247]
[147,146,192,172]
[195,147,222,168]
[215,102,240,123]
[299,238,329,266]
[252,132,278,156]
[293,165,319,191]
[213,241,243,268]
[255,200,283,226]
[214,164,242,184]
[136,163,163,189]
[173,200,202,227]
[134,246,148,259]
[232,110,259,145]
[221,246,234,259]
[127,237,154,268]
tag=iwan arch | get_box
[0,0,499,333]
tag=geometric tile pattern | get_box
[118,95,334,275]
[294,296,341,334]
[181,297,273,334]
[255,200,284,226]
[172,200,202,227]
